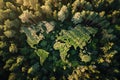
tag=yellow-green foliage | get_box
[54,25,97,61]
[0,0,120,80]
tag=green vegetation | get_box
[0,0,120,80]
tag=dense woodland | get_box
[0,0,120,80]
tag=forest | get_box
[0,0,120,80]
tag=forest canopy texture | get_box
[0,0,120,80]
